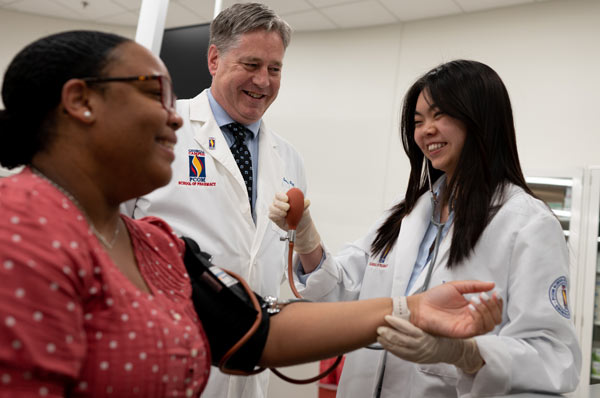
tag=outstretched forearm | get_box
[258,298,391,367]
[257,281,501,367]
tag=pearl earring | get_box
[83,110,92,118]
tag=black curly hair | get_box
[0,30,129,169]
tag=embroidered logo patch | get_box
[188,149,206,180]
[549,276,570,319]
[177,149,216,187]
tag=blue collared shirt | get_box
[207,89,260,220]
[404,200,454,294]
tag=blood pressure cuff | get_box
[181,236,270,372]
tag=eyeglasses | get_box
[81,75,177,112]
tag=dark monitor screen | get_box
[160,23,212,100]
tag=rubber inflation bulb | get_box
[286,188,304,230]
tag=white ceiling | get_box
[0,0,555,31]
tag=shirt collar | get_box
[207,88,261,138]
[431,174,446,197]
[431,174,455,218]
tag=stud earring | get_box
[83,110,92,118]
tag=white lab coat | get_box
[298,181,581,398]
[123,90,307,398]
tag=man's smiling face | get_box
[208,29,285,125]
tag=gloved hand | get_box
[408,281,503,338]
[269,192,321,254]
[377,315,484,374]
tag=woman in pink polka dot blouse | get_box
[0,31,502,397]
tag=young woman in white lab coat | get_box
[270,59,582,397]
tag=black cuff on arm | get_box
[223,300,270,372]
[181,236,270,372]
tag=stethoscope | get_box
[373,160,448,398]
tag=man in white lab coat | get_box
[122,3,305,397]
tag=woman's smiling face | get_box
[88,41,183,197]
[413,89,466,181]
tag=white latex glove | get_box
[268,192,321,254]
[377,315,484,374]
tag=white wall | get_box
[395,0,600,179]
[269,23,406,252]
[267,0,600,254]
[0,9,135,103]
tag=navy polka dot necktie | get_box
[225,122,253,206]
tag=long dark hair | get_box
[371,60,533,267]
[0,30,129,169]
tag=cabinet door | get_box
[576,167,600,386]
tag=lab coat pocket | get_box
[417,363,458,380]
[360,262,394,296]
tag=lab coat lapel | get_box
[252,124,282,250]
[188,91,254,224]
[406,225,453,295]
[390,192,434,296]
[405,180,453,295]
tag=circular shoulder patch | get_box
[548,276,570,319]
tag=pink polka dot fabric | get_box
[0,168,210,397]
